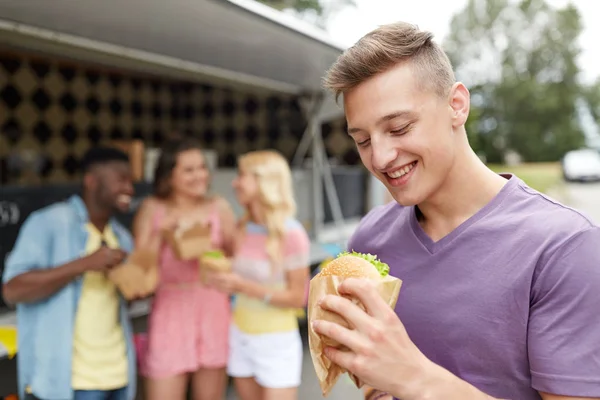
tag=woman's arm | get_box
[213,196,238,257]
[236,267,309,309]
[132,197,161,251]
[239,223,310,308]
[209,223,311,309]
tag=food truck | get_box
[0,0,389,397]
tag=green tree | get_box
[256,0,356,28]
[584,78,600,122]
[445,0,586,163]
[258,0,324,13]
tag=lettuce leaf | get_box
[337,250,390,277]
[203,250,225,259]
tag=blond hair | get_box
[323,22,456,101]
[238,150,296,270]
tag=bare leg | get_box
[234,377,263,400]
[145,374,188,400]
[263,387,298,400]
[190,367,227,400]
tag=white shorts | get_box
[227,323,303,388]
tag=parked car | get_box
[561,148,600,182]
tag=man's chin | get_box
[113,203,131,215]
[387,189,421,208]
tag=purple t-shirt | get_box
[348,175,600,400]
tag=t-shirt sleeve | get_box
[283,225,310,271]
[528,226,600,397]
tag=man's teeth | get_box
[387,162,416,179]
[117,194,132,204]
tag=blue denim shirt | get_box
[2,195,137,400]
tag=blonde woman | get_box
[207,150,310,400]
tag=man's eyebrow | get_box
[379,110,416,123]
[347,110,416,135]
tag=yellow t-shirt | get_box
[71,223,128,390]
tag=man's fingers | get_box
[318,294,374,333]
[322,345,359,374]
[338,278,395,320]
[312,319,372,356]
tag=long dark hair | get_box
[153,138,205,199]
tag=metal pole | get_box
[315,131,345,239]
[292,95,321,166]
[309,101,324,240]
[297,92,346,244]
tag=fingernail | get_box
[311,320,319,329]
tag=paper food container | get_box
[199,250,232,284]
[164,221,212,260]
[108,249,159,300]
[307,273,402,397]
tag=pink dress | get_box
[141,202,231,378]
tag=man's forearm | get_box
[2,259,87,305]
[407,363,498,400]
[365,386,393,400]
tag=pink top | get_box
[232,219,310,335]
[140,199,231,378]
[156,204,222,286]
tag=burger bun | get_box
[317,255,381,279]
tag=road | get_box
[559,182,600,223]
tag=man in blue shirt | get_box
[2,147,138,400]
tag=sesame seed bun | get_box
[317,255,381,279]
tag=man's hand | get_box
[364,386,393,400]
[311,277,434,399]
[85,247,127,273]
[2,247,127,305]
[312,278,498,400]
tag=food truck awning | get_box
[0,0,358,361]
[0,0,346,120]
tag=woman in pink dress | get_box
[133,138,236,400]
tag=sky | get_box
[325,0,599,84]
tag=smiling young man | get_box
[311,22,600,400]
[2,147,137,400]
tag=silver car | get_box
[562,149,600,182]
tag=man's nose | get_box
[371,136,397,171]
[125,181,134,195]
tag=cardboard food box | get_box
[108,249,159,300]
[163,221,213,260]
[199,250,232,284]
[110,139,145,182]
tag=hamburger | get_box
[199,250,232,283]
[308,251,401,397]
[314,251,391,348]
[316,251,389,279]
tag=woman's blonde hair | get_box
[238,150,297,269]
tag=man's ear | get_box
[448,82,470,128]
[83,171,96,192]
